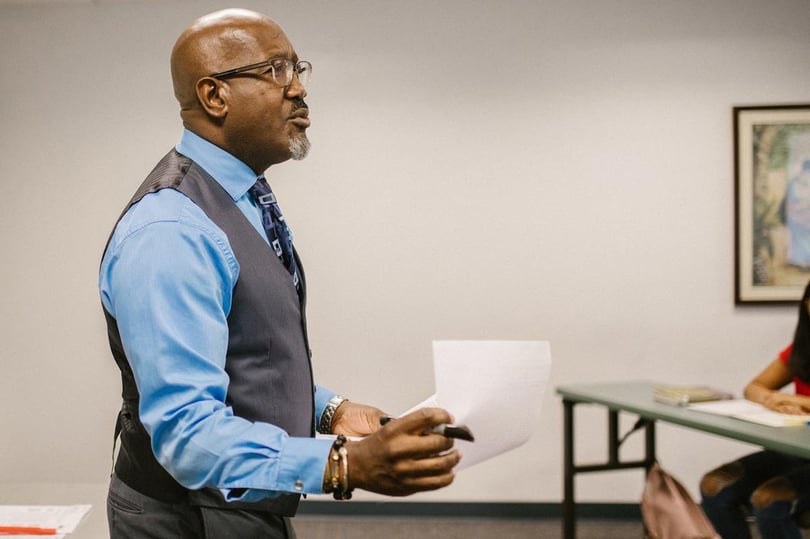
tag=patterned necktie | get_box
[249,176,301,290]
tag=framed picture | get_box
[735,104,810,303]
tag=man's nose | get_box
[285,74,307,99]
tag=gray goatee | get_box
[289,135,311,160]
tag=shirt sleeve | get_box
[100,190,333,499]
[315,385,338,432]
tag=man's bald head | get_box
[170,9,286,113]
[167,9,308,173]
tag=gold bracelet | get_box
[329,435,353,500]
[328,446,340,494]
[338,445,351,500]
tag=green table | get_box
[556,380,810,539]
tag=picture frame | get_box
[734,104,810,304]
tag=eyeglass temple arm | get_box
[211,60,274,80]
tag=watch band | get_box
[319,394,348,434]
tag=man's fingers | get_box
[373,408,459,461]
[385,407,454,434]
[391,450,462,478]
[348,419,463,496]
[381,452,461,496]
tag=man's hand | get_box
[344,407,461,496]
[331,401,386,437]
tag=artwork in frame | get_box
[735,104,810,304]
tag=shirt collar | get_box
[176,129,258,201]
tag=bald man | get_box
[100,9,460,538]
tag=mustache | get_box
[290,97,308,113]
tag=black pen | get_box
[432,423,475,442]
[379,415,475,442]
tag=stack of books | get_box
[653,385,733,406]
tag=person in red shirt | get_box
[700,281,810,539]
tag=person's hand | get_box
[762,391,810,415]
[344,407,461,496]
[331,401,385,437]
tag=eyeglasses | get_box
[210,58,312,88]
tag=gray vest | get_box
[104,150,315,515]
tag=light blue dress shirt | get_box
[100,129,335,501]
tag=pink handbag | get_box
[641,463,720,539]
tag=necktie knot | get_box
[250,176,276,206]
[249,177,300,291]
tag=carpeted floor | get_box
[292,515,644,539]
[292,515,810,539]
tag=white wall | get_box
[1,0,809,505]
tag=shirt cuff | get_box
[220,436,335,501]
[277,436,335,494]
[314,384,337,431]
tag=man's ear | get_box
[196,77,228,119]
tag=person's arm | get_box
[103,193,461,502]
[743,356,810,414]
[101,191,332,501]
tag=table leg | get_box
[561,400,657,539]
[563,399,576,539]
[608,409,620,464]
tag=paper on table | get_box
[689,399,810,427]
[403,340,552,470]
[0,505,92,538]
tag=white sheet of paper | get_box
[689,399,810,427]
[404,340,552,470]
[0,504,92,538]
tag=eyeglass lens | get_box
[271,59,311,88]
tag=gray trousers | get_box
[107,474,296,538]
